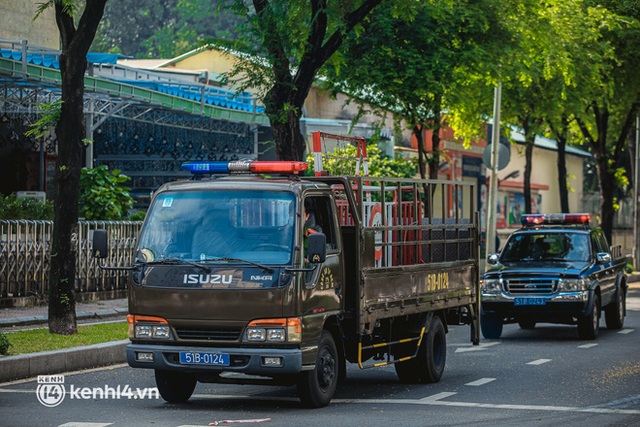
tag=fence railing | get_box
[0,220,142,300]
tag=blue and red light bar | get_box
[182,160,308,175]
[521,213,590,226]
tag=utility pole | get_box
[634,115,639,269]
[486,83,502,257]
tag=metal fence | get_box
[0,220,142,300]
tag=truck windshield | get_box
[500,232,591,262]
[136,189,296,265]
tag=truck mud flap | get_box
[357,326,425,369]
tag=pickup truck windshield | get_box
[136,189,295,265]
[500,232,591,263]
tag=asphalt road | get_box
[1,287,639,427]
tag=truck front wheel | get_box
[297,330,339,408]
[155,370,197,403]
[395,316,446,384]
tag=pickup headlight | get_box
[127,314,173,340]
[557,278,587,292]
[481,278,503,294]
[243,317,302,343]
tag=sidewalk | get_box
[0,298,129,383]
[0,297,128,328]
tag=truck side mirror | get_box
[596,252,611,263]
[307,233,326,263]
[92,229,109,259]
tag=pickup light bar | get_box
[182,160,308,175]
[521,213,590,226]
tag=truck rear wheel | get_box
[297,330,339,408]
[577,294,600,340]
[605,287,625,330]
[394,316,446,384]
[481,314,503,339]
[155,370,197,403]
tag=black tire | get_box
[605,287,625,330]
[518,319,536,330]
[394,316,446,384]
[155,370,197,403]
[481,314,503,339]
[297,330,339,408]
[577,294,600,340]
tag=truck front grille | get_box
[175,328,242,341]
[505,279,556,295]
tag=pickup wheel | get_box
[481,314,503,339]
[297,330,338,408]
[577,294,600,340]
[605,287,625,330]
[155,370,196,403]
[394,316,446,384]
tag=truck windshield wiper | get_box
[139,258,211,272]
[200,257,274,274]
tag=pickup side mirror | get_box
[92,229,109,259]
[487,253,500,265]
[596,252,612,263]
[307,233,326,263]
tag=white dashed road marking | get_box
[465,378,496,386]
[527,359,552,365]
[618,329,634,334]
[454,342,500,353]
[578,343,599,348]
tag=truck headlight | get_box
[127,314,173,340]
[243,318,301,343]
[557,278,587,292]
[481,278,503,294]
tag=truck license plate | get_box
[179,351,230,366]
[514,297,547,306]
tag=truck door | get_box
[301,195,344,319]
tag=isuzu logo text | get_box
[183,274,233,285]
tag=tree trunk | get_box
[428,96,442,181]
[48,51,86,335]
[556,128,570,213]
[414,123,432,216]
[270,109,306,161]
[48,0,107,335]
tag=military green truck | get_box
[93,160,480,408]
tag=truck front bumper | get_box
[481,290,591,318]
[126,343,304,376]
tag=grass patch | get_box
[3,322,128,355]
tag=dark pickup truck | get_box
[481,213,628,340]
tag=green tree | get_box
[36,0,108,335]
[93,0,243,58]
[305,143,416,178]
[571,0,640,242]
[323,0,507,181]
[79,166,134,220]
[219,0,392,161]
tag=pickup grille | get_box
[505,279,556,295]
[175,328,241,341]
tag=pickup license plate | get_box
[514,297,547,306]
[179,351,230,366]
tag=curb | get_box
[0,340,128,383]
